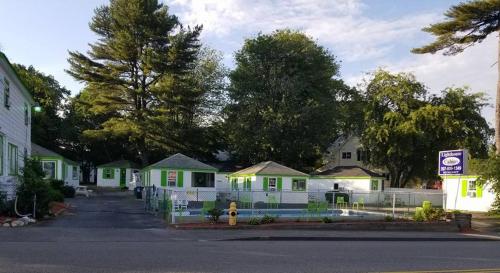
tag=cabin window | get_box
[0,135,3,176]
[8,143,17,175]
[467,181,477,198]
[42,161,56,179]
[342,152,351,159]
[292,179,306,191]
[103,168,114,179]
[191,172,215,187]
[371,180,379,191]
[4,78,9,109]
[72,166,78,180]
[244,177,251,191]
[167,171,177,187]
[268,177,277,191]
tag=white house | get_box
[97,160,140,189]
[141,153,218,201]
[0,52,34,199]
[442,175,495,212]
[309,166,385,204]
[228,161,310,204]
[31,143,80,187]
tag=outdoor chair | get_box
[267,195,279,209]
[352,197,365,210]
[336,196,347,209]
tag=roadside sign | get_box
[438,149,468,175]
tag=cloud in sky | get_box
[170,0,495,125]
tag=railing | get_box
[143,187,446,224]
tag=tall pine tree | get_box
[412,0,500,153]
[66,0,202,165]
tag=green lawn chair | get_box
[240,194,252,209]
[352,197,365,210]
[336,196,347,209]
[267,195,279,209]
[200,201,216,222]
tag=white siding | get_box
[443,176,495,212]
[0,58,32,194]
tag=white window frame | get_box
[167,170,177,187]
[8,143,17,175]
[292,178,306,191]
[467,180,477,198]
[0,134,4,176]
[268,177,277,192]
[42,161,57,180]
[72,166,78,180]
[342,152,351,159]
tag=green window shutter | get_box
[246,177,251,190]
[277,177,282,191]
[461,180,467,197]
[161,170,167,187]
[102,169,107,179]
[177,171,184,187]
[477,183,483,198]
[263,177,269,191]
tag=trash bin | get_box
[134,186,143,199]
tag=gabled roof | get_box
[97,160,140,169]
[146,153,217,171]
[312,165,384,178]
[0,52,34,104]
[231,161,308,177]
[31,143,80,166]
[31,143,63,158]
[206,161,249,173]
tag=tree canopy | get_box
[224,30,358,171]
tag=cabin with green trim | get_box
[141,153,218,201]
[228,161,309,204]
[442,175,495,212]
[31,143,80,187]
[97,160,140,189]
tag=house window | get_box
[103,168,114,179]
[467,181,477,198]
[168,171,177,187]
[8,143,17,175]
[292,179,306,191]
[42,161,56,179]
[0,135,3,176]
[191,172,215,187]
[342,152,351,159]
[72,166,78,180]
[371,180,379,191]
[268,177,277,191]
[4,78,10,109]
[244,177,251,191]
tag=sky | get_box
[0,0,496,125]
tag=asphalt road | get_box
[0,191,499,273]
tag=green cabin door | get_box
[120,168,127,187]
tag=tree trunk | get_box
[496,30,500,154]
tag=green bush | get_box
[207,208,224,223]
[0,192,15,216]
[17,159,64,219]
[62,186,76,198]
[49,180,65,192]
[260,215,277,224]
[385,215,394,222]
[248,218,260,225]
[414,207,425,222]
[322,217,333,223]
[414,202,445,222]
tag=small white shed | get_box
[97,160,140,189]
[442,175,495,212]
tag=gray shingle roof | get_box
[313,166,383,178]
[147,153,217,171]
[31,143,63,158]
[97,160,140,169]
[231,161,308,177]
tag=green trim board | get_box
[310,176,373,179]
[441,175,479,179]
[229,173,309,178]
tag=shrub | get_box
[414,207,425,222]
[0,192,15,216]
[248,218,260,225]
[62,186,76,198]
[260,215,277,224]
[385,215,394,222]
[16,159,64,218]
[49,180,65,192]
[207,208,224,223]
[322,217,333,223]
